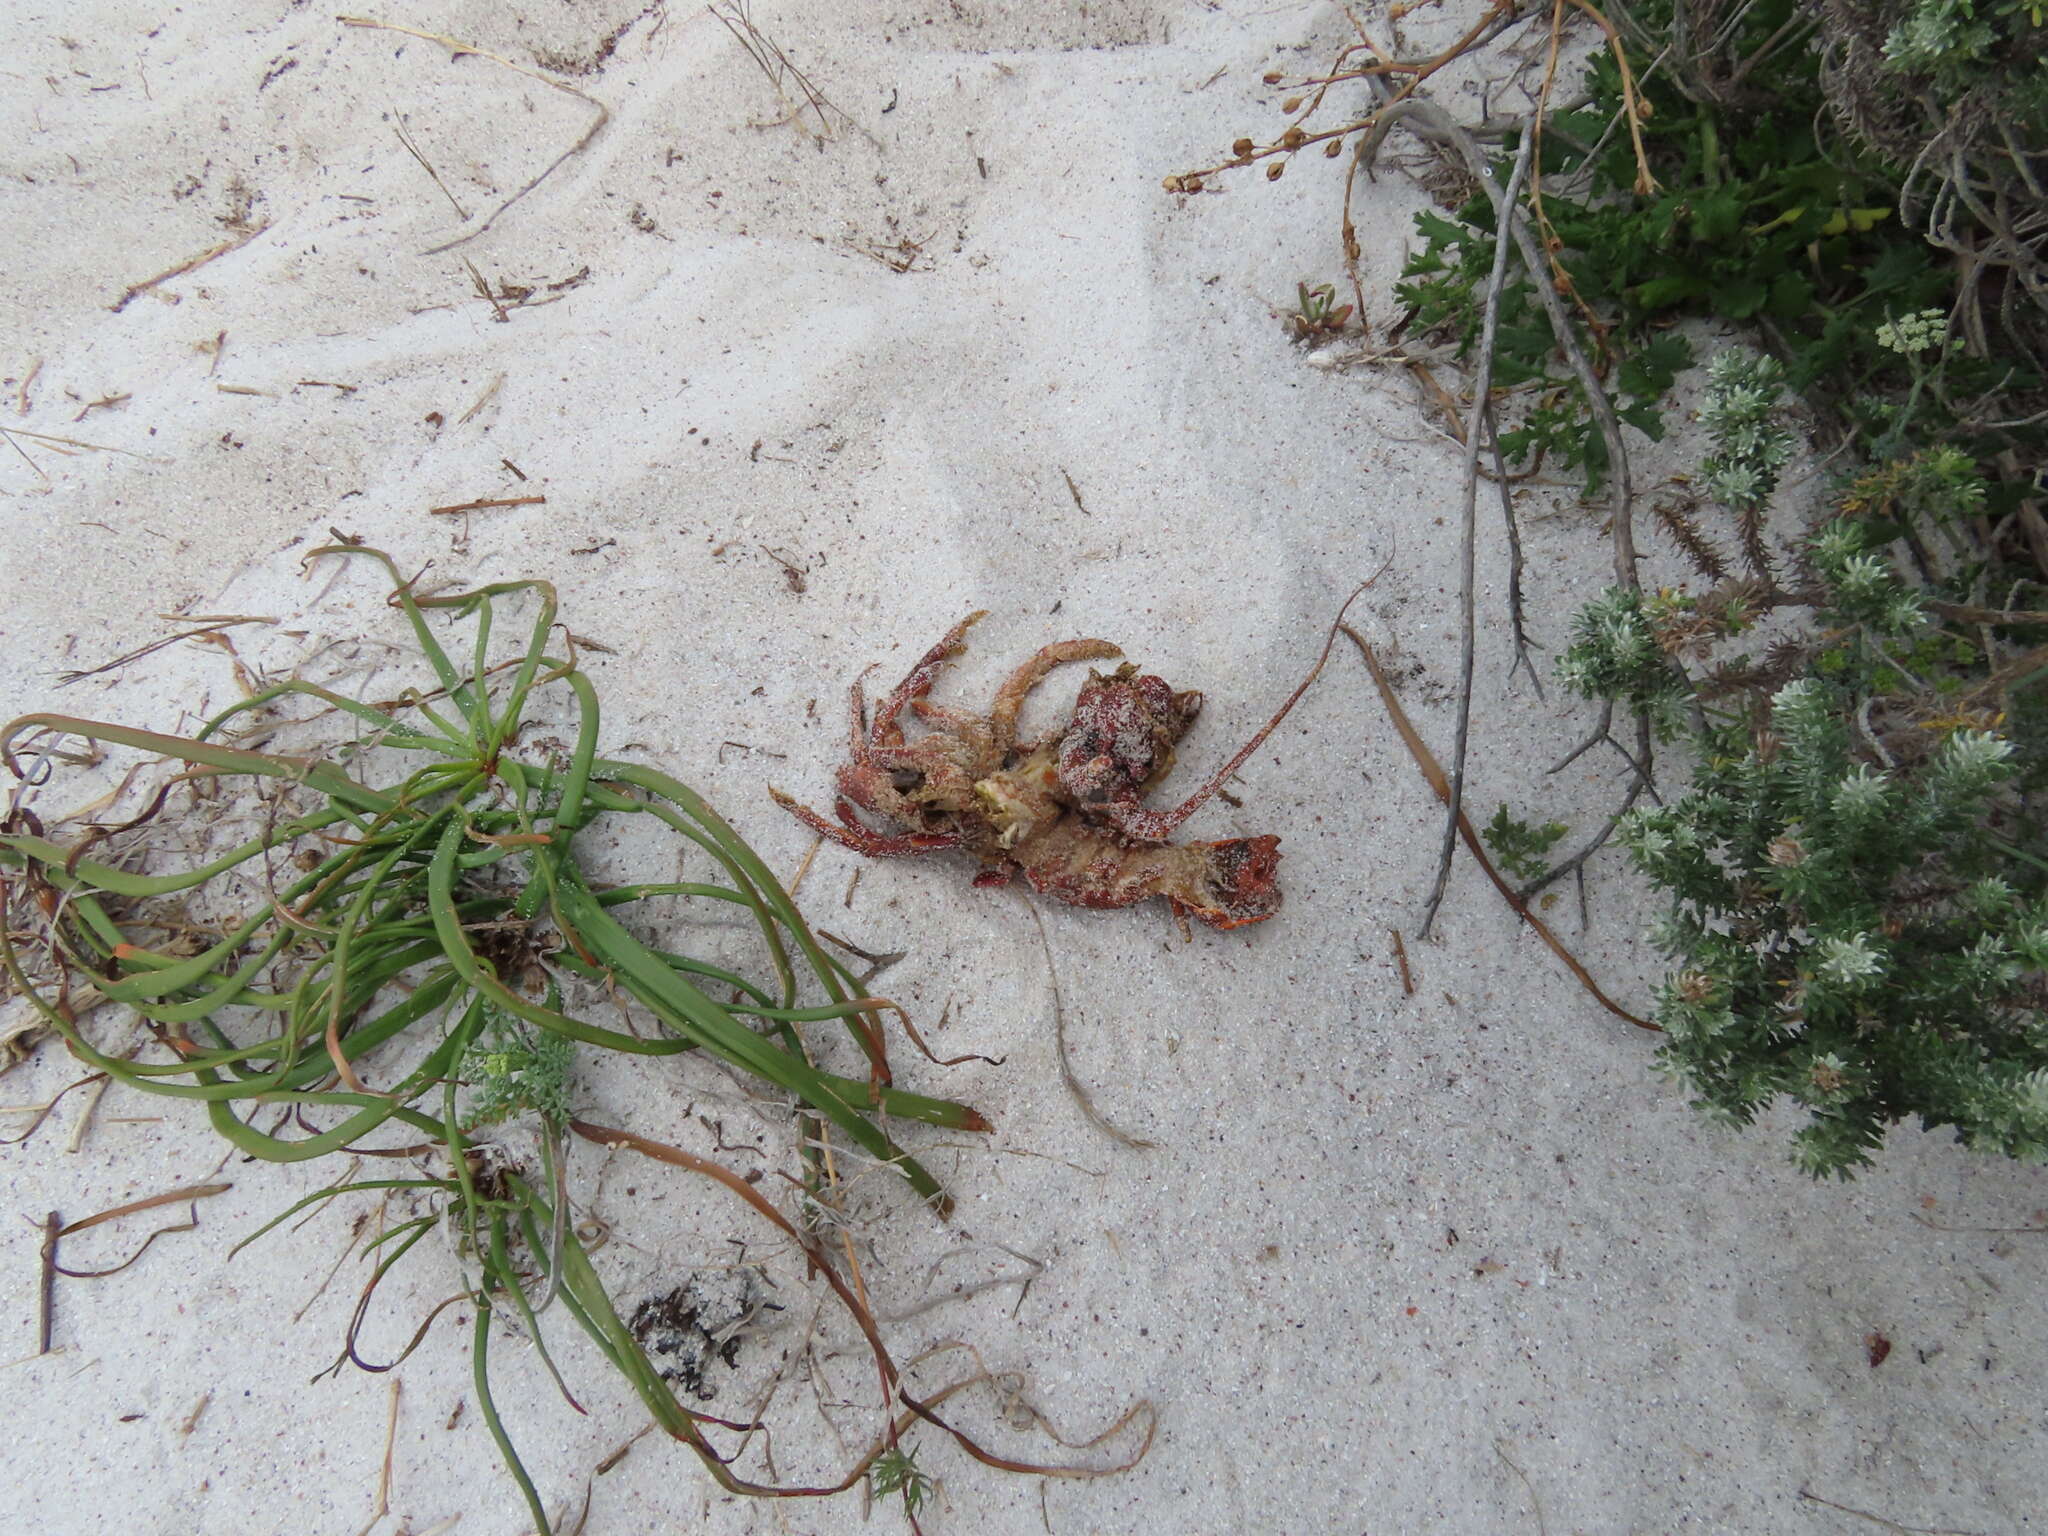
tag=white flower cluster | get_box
[1809,518,1927,634]
[1809,521,1860,566]
[1557,585,1674,704]
[1932,728,2016,797]
[1873,307,1955,357]
[2020,1067,2048,1131]
[1959,932,2022,991]
[2011,913,2048,969]
[1770,677,1832,737]
[1967,877,2018,919]
[1621,807,1702,879]
[1923,446,1988,508]
[1815,932,1885,988]
[1598,598,1659,670]
[1833,765,1894,819]
[1840,553,1927,632]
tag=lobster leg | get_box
[862,612,987,753]
[989,638,1122,755]
[768,789,963,857]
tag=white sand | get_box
[4,3,2043,1533]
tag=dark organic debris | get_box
[629,1268,778,1400]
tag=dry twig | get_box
[1026,901,1154,1150]
[1419,128,1536,940]
[427,495,546,516]
[1346,625,1654,1030]
[392,113,469,220]
[52,1182,232,1278]
[110,224,271,313]
[349,1378,403,1536]
[709,2,869,146]
[1795,1486,1984,1536]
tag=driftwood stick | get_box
[1419,128,1536,940]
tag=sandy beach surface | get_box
[4,3,2044,1532]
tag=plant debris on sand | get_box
[0,547,1150,1531]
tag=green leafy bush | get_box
[1168,0,2047,1174]
[1620,692,2048,1176]
[1395,2,2048,1175]
[1393,0,2043,487]
[1563,362,2048,1175]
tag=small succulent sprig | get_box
[1808,518,1927,636]
[1286,280,1354,344]
[1556,585,1696,736]
[1482,804,1568,883]
[1883,0,2048,92]
[467,1002,576,1129]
